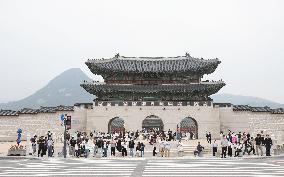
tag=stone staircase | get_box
[183,144,212,156]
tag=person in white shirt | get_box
[47,137,53,157]
[164,141,171,157]
[234,142,243,157]
[212,140,218,157]
[177,140,183,157]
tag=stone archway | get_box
[142,115,164,132]
[179,117,198,139]
[108,117,125,133]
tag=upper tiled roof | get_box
[86,54,221,76]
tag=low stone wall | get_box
[0,111,74,142]
[219,107,284,144]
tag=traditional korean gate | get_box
[108,117,125,133]
[179,117,198,139]
[142,115,164,131]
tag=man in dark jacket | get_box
[129,140,135,157]
[195,142,204,157]
[255,134,263,156]
[69,137,76,156]
[37,136,45,157]
[264,135,273,156]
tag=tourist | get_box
[136,142,141,157]
[129,140,135,157]
[185,132,190,141]
[265,134,273,156]
[234,142,243,157]
[47,131,52,139]
[37,136,45,157]
[140,143,145,157]
[227,141,233,157]
[212,140,218,157]
[195,142,204,157]
[122,141,128,157]
[97,138,103,156]
[177,140,183,157]
[159,139,165,157]
[43,137,48,156]
[232,133,237,144]
[221,135,228,158]
[208,132,212,144]
[110,139,116,156]
[166,141,172,157]
[237,132,242,143]
[153,146,157,156]
[93,138,98,157]
[47,137,53,157]
[248,137,256,155]
[116,138,122,153]
[243,138,251,156]
[206,131,209,143]
[102,140,108,157]
[69,137,76,156]
[255,134,263,156]
[30,135,37,156]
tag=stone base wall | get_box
[86,105,221,139]
[1,104,284,143]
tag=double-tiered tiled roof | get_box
[86,54,220,76]
[83,53,224,101]
[81,81,225,95]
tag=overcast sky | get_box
[0,0,283,103]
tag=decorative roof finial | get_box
[115,53,120,58]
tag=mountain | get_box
[0,68,94,110]
[212,93,284,108]
[0,69,283,110]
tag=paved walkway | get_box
[0,157,284,176]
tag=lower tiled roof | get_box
[233,105,284,114]
[0,105,74,116]
[0,110,19,116]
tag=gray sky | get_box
[0,0,283,103]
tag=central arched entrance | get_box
[108,117,125,133]
[142,115,164,131]
[179,117,198,139]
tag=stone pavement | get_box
[0,156,284,176]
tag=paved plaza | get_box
[0,157,284,177]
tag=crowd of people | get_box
[30,131,54,157]
[209,130,273,158]
[66,129,179,158]
[28,129,275,159]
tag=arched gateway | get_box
[142,115,164,131]
[108,117,125,133]
[180,117,198,139]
